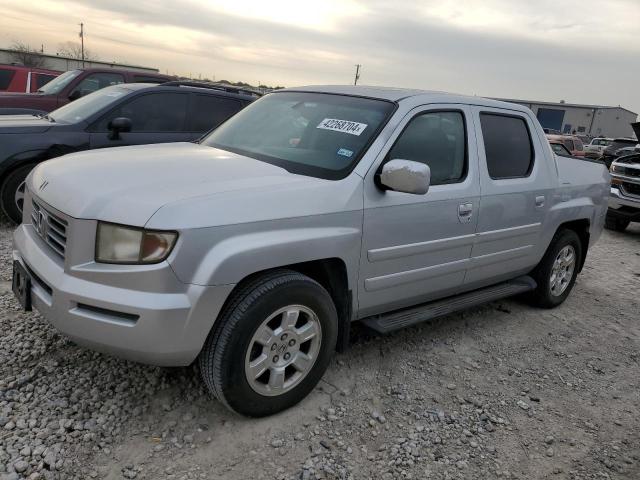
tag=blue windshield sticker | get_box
[337,148,354,158]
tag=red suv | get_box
[0,68,174,115]
[0,65,61,93]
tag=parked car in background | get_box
[12,86,609,416]
[549,141,574,157]
[543,127,562,135]
[607,152,640,231]
[584,137,612,159]
[0,65,61,93]
[600,137,640,168]
[546,134,585,157]
[0,68,174,115]
[575,134,592,146]
[0,81,259,222]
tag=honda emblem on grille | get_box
[34,210,47,238]
[39,180,49,191]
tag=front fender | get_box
[169,213,363,291]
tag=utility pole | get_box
[79,23,85,67]
[354,64,361,85]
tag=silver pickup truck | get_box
[12,86,609,416]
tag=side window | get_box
[563,139,574,151]
[190,95,243,132]
[574,138,584,151]
[72,73,124,97]
[480,113,534,179]
[94,93,189,132]
[387,111,467,185]
[0,69,15,90]
[35,74,57,90]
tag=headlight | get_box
[96,222,178,264]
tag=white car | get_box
[583,137,612,159]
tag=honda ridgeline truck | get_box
[12,86,609,416]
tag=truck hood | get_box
[29,142,333,226]
[0,114,53,134]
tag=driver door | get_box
[88,92,191,149]
[358,105,480,318]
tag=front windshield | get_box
[202,92,395,179]
[49,85,130,124]
[37,70,82,94]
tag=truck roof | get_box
[283,85,529,112]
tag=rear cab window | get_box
[0,68,16,90]
[479,112,534,179]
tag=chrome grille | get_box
[31,200,67,258]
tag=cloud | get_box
[1,0,638,114]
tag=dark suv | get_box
[0,68,174,115]
[0,81,260,222]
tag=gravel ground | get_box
[0,218,639,480]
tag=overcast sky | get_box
[1,0,639,115]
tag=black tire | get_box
[604,214,630,232]
[199,269,338,417]
[1,164,37,224]
[528,229,582,309]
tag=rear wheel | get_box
[528,229,582,308]
[604,214,630,232]
[199,270,338,417]
[1,164,36,224]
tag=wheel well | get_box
[557,219,590,272]
[228,258,352,353]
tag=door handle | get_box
[458,203,473,223]
[535,195,545,207]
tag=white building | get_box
[497,98,638,139]
[0,49,159,75]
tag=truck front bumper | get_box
[13,224,234,366]
[608,187,640,221]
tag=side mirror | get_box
[107,117,133,140]
[68,90,82,101]
[378,159,431,195]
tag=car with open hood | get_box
[606,122,640,231]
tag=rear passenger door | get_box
[186,94,244,140]
[88,92,191,148]
[465,107,553,288]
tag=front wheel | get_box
[199,270,338,417]
[528,229,582,309]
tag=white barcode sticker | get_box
[317,118,368,136]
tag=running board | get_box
[361,275,537,334]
